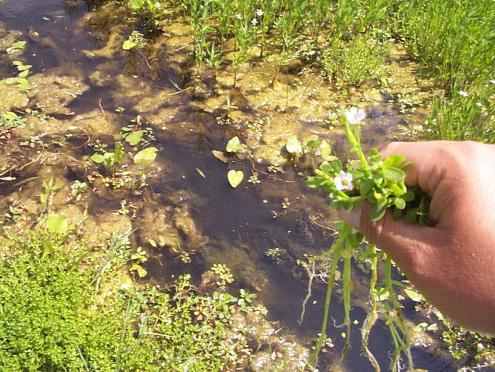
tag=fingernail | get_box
[337,208,361,230]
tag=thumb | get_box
[338,202,439,272]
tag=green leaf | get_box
[46,214,69,235]
[226,136,241,153]
[383,166,404,182]
[91,154,105,164]
[384,155,405,168]
[371,205,386,221]
[404,288,424,302]
[227,170,244,188]
[394,198,406,210]
[114,142,124,164]
[134,147,158,166]
[286,136,303,154]
[407,208,419,223]
[6,41,26,53]
[18,70,29,78]
[122,39,138,50]
[3,77,19,85]
[129,0,145,10]
[125,130,144,146]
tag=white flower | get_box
[251,18,258,26]
[458,90,469,97]
[490,79,495,84]
[235,13,242,20]
[256,9,264,17]
[333,171,354,191]
[345,108,366,125]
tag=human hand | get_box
[340,141,495,334]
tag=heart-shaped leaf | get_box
[227,170,244,188]
[134,147,158,166]
[226,136,241,153]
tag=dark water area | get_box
[0,1,455,370]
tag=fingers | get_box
[380,141,452,196]
[339,203,440,273]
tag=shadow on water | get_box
[0,1,455,370]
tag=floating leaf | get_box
[212,150,229,163]
[6,41,26,53]
[134,147,158,166]
[91,153,105,164]
[227,170,244,188]
[46,214,69,235]
[3,77,18,85]
[122,39,137,50]
[125,130,144,146]
[226,136,241,153]
[286,136,303,154]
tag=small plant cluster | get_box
[89,117,158,189]
[306,109,429,371]
[0,111,26,139]
[3,58,32,91]
[0,228,262,370]
[126,0,393,86]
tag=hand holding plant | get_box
[308,109,429,370]
[308,110,495,370]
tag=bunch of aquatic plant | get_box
[307,108,429,371]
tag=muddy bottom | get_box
[0,0,455,370]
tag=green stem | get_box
[342,240,352,353]
[344,121,369,168]
[312,225,348,365]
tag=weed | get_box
[307,109,430,370]
[0,227,261,370]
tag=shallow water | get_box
[0,1,454,370]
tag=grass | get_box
[0,228,259,370]
[123,0,494,141]
[394,0,495,142]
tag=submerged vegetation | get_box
[0,0,494,370]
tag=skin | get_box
[340,141,495,335]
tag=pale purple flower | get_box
[345,108,366,125]
[458,90,469,97]
[256,9,264,17]
[333,171,353,191]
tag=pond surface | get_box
[0,0,454,370]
